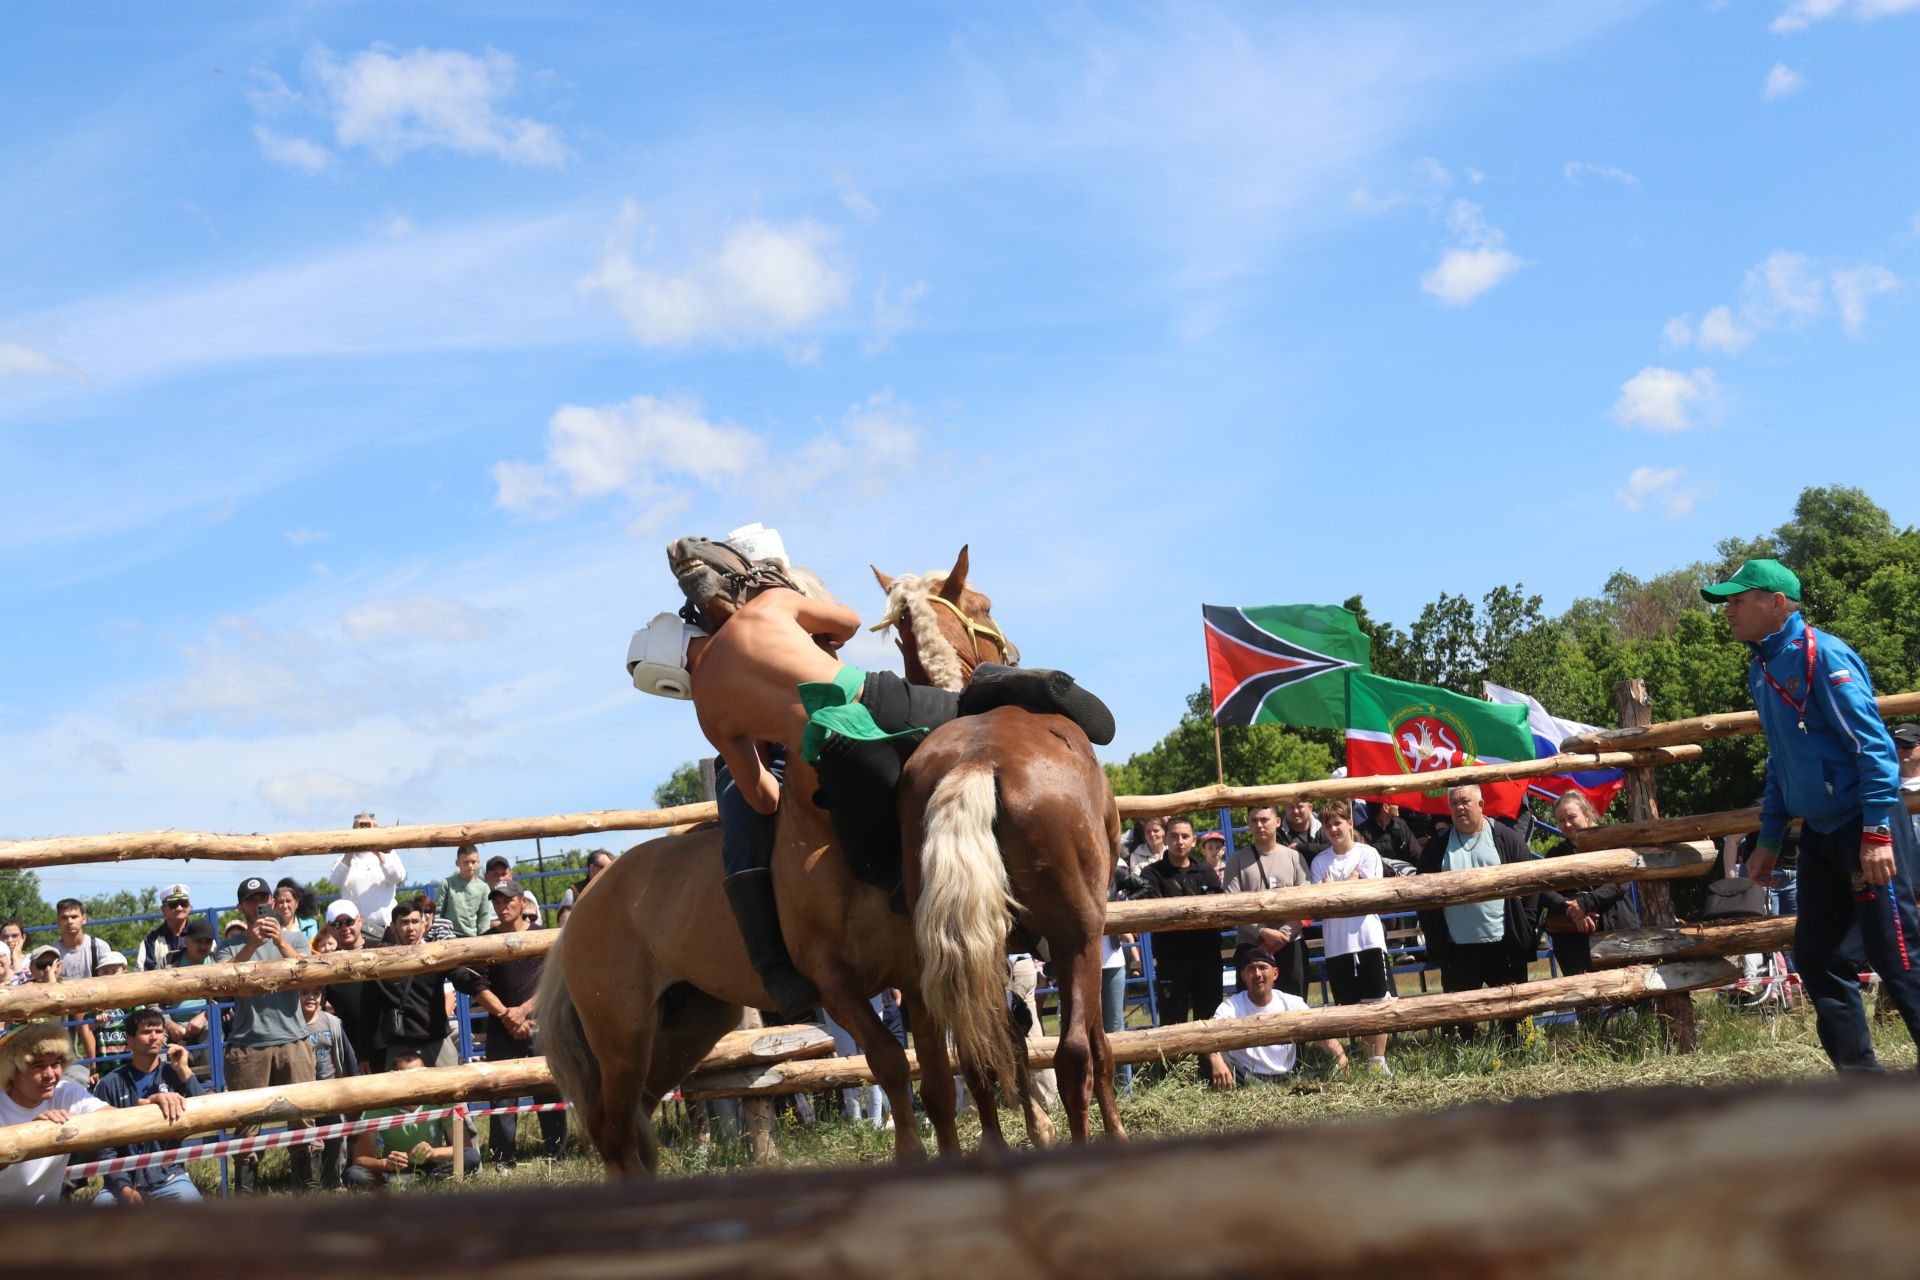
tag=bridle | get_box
[924,592,1015,667]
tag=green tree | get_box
[654,760,707,807]
[0,870,49,932]
[1105,686,1334,826]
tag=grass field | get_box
[110,990,1913,1198]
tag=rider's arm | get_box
[791,597,862,646]
[721,736,781,815]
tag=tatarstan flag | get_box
[1203,604,1371,730]
[1345,672,1536,818]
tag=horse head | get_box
[870,545,1019,691]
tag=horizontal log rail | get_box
[1559,689,1920,753]
[0,747,1700,871]
[0,1023,834,1166]
[1590,916,1796,967]
[1111,745,1700,817]
[1566,790,1920,852]
[7,1073,1918,1279]
[0,930,561,1023]
[1105,839,1716,934]
[682,959,1737,1099]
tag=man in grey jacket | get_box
[1220,804,1312,997]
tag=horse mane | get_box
[871,571,970,693]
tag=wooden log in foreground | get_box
[0,805,722,870]
[1567,790,1920,852]
[1559,688,1920,753]
[682,959,1737,1098]
[1112,745,1700,818]
[10,1073,1920,1280]
[0,747,1696,870]
[0,1023,834,1165]
[1104,840,1717,934]
[1591,916,1796,967]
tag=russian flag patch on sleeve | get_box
[1830,669,1853,685]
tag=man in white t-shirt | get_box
[1204,946,1348,1089]
[330,812,408,937]
[1312,799,1395,1075]
[0,1021,188,1204]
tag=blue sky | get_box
[3,1,1915,907]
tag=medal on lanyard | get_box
[1758,628,1816,733]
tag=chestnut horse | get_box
[537,553,1050,1175]
[875,549,1128,1145]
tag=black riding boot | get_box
[958,663,1116,745]
[723,868,821,1020]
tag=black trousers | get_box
[485,1027,568,1161]
[811,672,959,881]
[1440,939,1530,1040]
[1152,953,1224,1026]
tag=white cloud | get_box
[1616,466,1701,517]
[250,44,566,171]
[1411,157,1453,187]
[1764,63,1805,101]
[252,124,334,173]
[837,178,879,222]
[1419,199,1526,306]
[1614,367,1720,431]
[1697,304,1754,354]
[1771,0,1916,31]
[343,594,501,645]
[1743,249,1825,323]
[1347,184,1406,214]
[380,216,416,239]
[1831,264,1900,334]
[1564,160,1639,186]
[788,391,925,502]
[1661,315,1695,348]
[580,202,851,349]
[283,527,331,547]
[864,280,928,354]
[0,340,85,382]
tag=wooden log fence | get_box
[0,746,1700,871]
[0,1023,834,1166]
[0,841,1717,1019]
[683,959,1738,1099]
[1566,790,1920,852]
[9,1073,1920,1279]
[1591,916,1796,967]
[1559,688,1920,753]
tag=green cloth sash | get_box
[799,665,929,762]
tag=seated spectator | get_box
[367,900,455,1069]
[1311,800,1394,1075]
[560,849,615,910]
[0,920,26,984]
[294,988,359,1192]
[463,881,567,1167]
[92,1008,203,1205]
[483,856,543,924]
[163,917,219,1051]
[345,1047,478,1188]
[331,811,407,938]
[414,893,456,944]
[139,885,195,972]
[1414,784,1542,1042]
[1221,803,1312,997]
[1204,946,1347,1089]
[273,878,322,942]
[214,875,316,1195]
[1539,792,1640,977]
[21,945,94,1084]
[437,844,492,939]
[0,1023,113,1204]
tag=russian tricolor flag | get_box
[1483,682,1626,816]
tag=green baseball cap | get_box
[1701,558,1801,603]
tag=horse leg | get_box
[1049,943,1097,1144]
[587,1013,655,1179]
[1086,948,1130,1142]
[1008,1019,1057,1150]
[638,988,745,1172]
[902,990,963,1156]
[816,967,928,1161]
[960,1060,1011,1151]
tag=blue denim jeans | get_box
[1100,962,1132,1091]
[96,1171,201,1204]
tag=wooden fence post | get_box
[1617,678,1697,1051]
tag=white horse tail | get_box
[915,763,1017,1089]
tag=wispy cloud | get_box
[343,594,503,645]
[1564,160,1639,186]
[1764,63,1805,101]
[579,202,851,351]
[1771,0,1918,33]
[249,45,567,171]
[1659,249,1900,356]
[1616,465,1701,517]
[864,280,928,354]
[1614,367,1720,431]
[1420,199,1527,306]
[283,527,331,547]
[0,340,86,383]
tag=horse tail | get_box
[534,933,601,1141]
[915,763,1017,1089]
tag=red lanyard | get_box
[1757,626,1816,732]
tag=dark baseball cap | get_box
[1892,723,1920,747]
[235,875,271,902]
[486,855,511,872]
[488,881,520,900]
[182,917,217,942]
[1701,558,1801,603]
[1232,943,1278,972]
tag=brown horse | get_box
[874,548,1128,1145]
[538,556,1041,1175]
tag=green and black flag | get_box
[1201,604,1371,730]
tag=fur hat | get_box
[0,1022,73,1091]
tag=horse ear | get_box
[939,545,970,601]
[871,565,894,594]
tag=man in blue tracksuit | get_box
[1706,558,1920,1071]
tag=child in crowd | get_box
[295,987,359,1191]
[1311,799,1395,1076]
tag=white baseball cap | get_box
[325,900,360,923]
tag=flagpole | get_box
[1213,724,1227,787]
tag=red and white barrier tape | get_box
[66,1099,571,1179]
